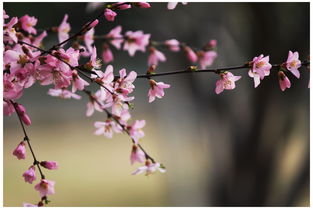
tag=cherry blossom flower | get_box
[85,46,102,70]
[278,71,291,91]
[285,51,301,78]
[32,30,47,47]
[128,120,145,144]
[19,15,37,34]
[40,161,59,170]
[83,27,95,54]
[3,73,24,100]
[132,160,166,175]
[215,72,241,94]
[3,101,15,116]
[86,88,107,116]
[48,88,81,100]
[184,46,198,63]
[148,79,171,103]
[164,39,180,52]
[105,25,123,49]
[58,14,70,43]
[124,30,150,56]
[71,70,89,92]
[198,50,217,69]
[130,145,145,164]
[22,165,36,184]
[3,16,18,43]
[94,119,122,138]
[102,44,114,63]
[104,8,117,22]
[148,47,166,66]
[13,141,26,160]
[112,2,131,10]
[34,179,55,198]
[134,2,151,8]
[113,68,137,102]
[248,54,272,88]
[91,65,114,90]
[16,103,32,126]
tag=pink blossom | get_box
[3,73,23,100]
[54,47,80,67]
[113,68,137,101]
[89,19,99,29]
[16,104,31,126]
[248,54,272,88]
[184,46,198,63]
[3,10,9,19]
[278,71,291,91]
[128,120,145,144]
[132,160,166,175]
[48,88,81,100]
[58,14,70,43]
[134,2,151,8]
[85,46,102,70]
[164,39,180,52]
[148,79,171,103]
[40,161,59,170]
[112,2,131,10]
[198,50,217,69]
[104,8,117,22]
[285,51,301,78]
[19,15,37,34]
[94,119,122,138]
[72,70,89,92]
[3,101,15,116]
[167,2,187,10]
[3,17,18,43]
[86,89,107,116]
[91,65,114,90]
[83,27,95,54]
[102,44,114,63]
[32,30,47,47]
[124,30,150,56]
[22,165,36,184]
[130,145,145,165]
[148,47,166,66]
[105,25,123,49]
[34,179,55,198]
[13,141,26,160]
[208,39,217,48]
[215,72,241,94]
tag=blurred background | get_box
[3,2,310,206]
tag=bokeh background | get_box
[3,2,310,206]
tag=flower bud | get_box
[40,161,59,170]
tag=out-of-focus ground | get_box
[3,2,309,206]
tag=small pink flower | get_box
[198,50,217,69]
[148,47,166,66]
[85,46,102,70]
[184,46,198,63]
[16,104,31,126]
[132,160,166,175]
[3,101,15,116]
[72,70,89,92]
[94,119,121,138]
[34,179,55,198]
[104,8,117,22]
[208,39,217,48]
[3,10,9,19]
[13,141,26,160]
[124,30,150,56]
[148,79,171,103]
[19,15,37,34]
[4,17,18,43]
[102,44,114,63]
[48,88,81,100]
[105,25,124,49]
[22,165,36,184]
[32,30,47,47]
[91,65,114,90]
[215,72,241,94]
[83,27,95,54]
[130,145,145,165]
[112,2,131,10]
[278,71,291,91]
[86,89,107,116]
[285,51,301,78]
[58,14,71,43]
[40,161,59,170]
[248,54,272,88]
[164,39,180,52]
[128,120,145,144]
[134,2,151,8]
[89,19,99,29]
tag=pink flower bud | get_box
[40,161,59,170]
[135,2,151,8]
[21,114,32,126]
[209,39,217,48]
[184,46,198,63]
[278,71,291,91]
[22,165,36,184]
[13,141,26,160]
[104,8,117,22]
[102,44,114,63]
[16,104,32,126]
[130,145,145,164]
[89,19,99,29]
[112,2,131,10]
